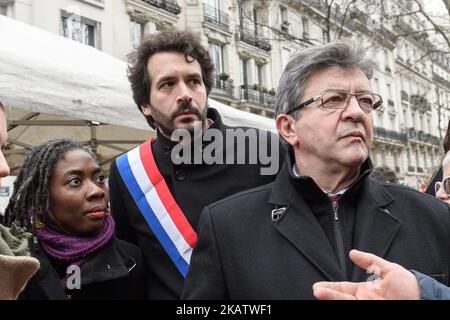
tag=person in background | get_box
[434,150,450,204]
[3,139,147,299]
[182,40,449,299]
[426,119,450,196]
[313,250,450,300]
[0,100,39,300]
[370,165,398,184]
[109,30,281,299]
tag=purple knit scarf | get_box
[35,215,115,266]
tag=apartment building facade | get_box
[2,0,450,188]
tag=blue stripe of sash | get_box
[115,152,189,277]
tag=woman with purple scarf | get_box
[1,139,147,299]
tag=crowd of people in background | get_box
[0,31,449,300]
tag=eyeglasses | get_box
[286,89,383,115]
[435,176,450,195]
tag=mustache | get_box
[170,100,202,121]
[336,123,367,139]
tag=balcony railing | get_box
[430,135,441,146]
[143,0,181,15]
[211,74,235,99]
[433,72,450,90]
[236,26,271,51]
[408,127,418,140]
[203,3,229,30]
[240,85,275,108]
[373,127,407,144]
[408,128,440,146]
[410,94,431,111]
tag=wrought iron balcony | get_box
[430,135,440,146]
[408,127,418,140]
[433,72,450,90]
[203,3,229,30]
[236,26,271,52]
[240,85,275,108]
[211,73,235,99]
[418,130,424,141]
[410,94,431,111]
[143,0,181,15]
[373,126,407,144]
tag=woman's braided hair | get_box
[1,139,94,234]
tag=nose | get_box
[0,151,10,177]
[435,185,450,203]
[176,81,193,105]
[341,95,365,122]
[86,181,106,201]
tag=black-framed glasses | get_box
[435,175,450,195]
[286,89,383,115]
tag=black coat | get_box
[109,108,283,299]
[20,238,147,300]
[182,158,450,299]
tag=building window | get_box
[402,108,407,127]
[415,150,419,169]
[208,42,224,75]
[0,4,7,16]
[280,6,289,32]
[61,11,101,49]
[384,49,391,72]
[240,58,248,86]
[130,20,144,49]
[381,149,386,165]
[302,17,309,38]
[423,151,427,169]
[256,64,264,86]
[394,151,399,170]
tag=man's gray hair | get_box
[275,40,374,117]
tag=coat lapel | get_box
[269,165,345,281]
[29,243,67,299]
[351,179,402,282]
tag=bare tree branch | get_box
[414,0,450,48]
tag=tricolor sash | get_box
[115,140,197,277]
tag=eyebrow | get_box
[63,167,102,176]
[156,72,202,86]
[325,88,373,92]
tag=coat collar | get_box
[29,238,132,298]
[268,151,401,281]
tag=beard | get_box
[147,100,208,138]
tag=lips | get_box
[85,206,109,219]
[176,110,194,117]
[342,131,365,140]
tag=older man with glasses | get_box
[435,151,450,204]
[182,41,450,300]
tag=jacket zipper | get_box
[332,200,347,277]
